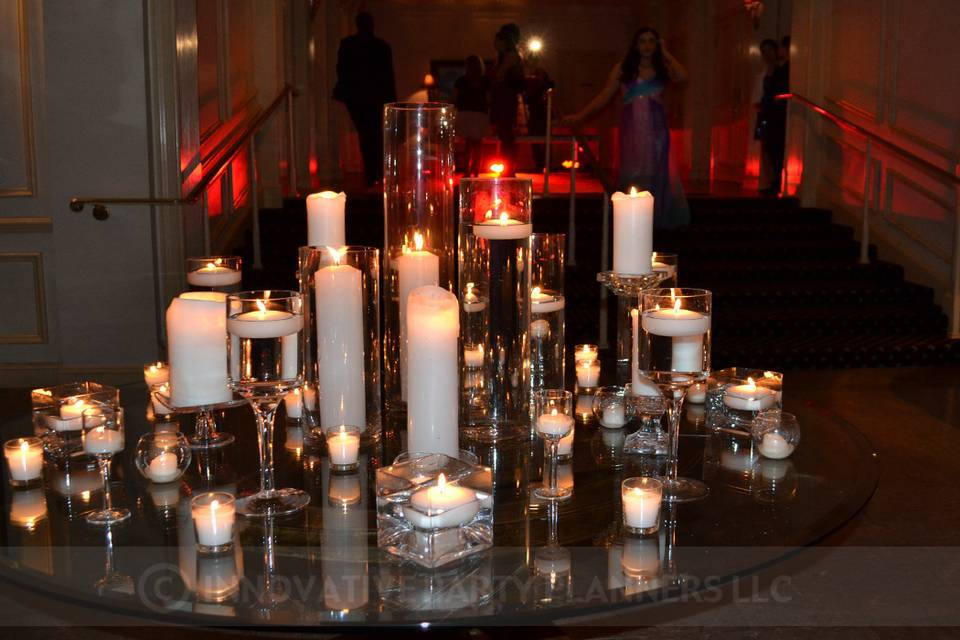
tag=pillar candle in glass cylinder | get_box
[166,291,232,407]
[396,232,440,401]
[306,191,346,248]
[314,248,366,429]
[406,286,459,457]
[611,188,653,275]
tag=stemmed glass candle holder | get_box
[533,389,574,502]
[186,256,242,292]
[226,290,309,517]
[459,177,533,441]
[530,233,566,392]
[383,102,456,412]
[82,407,128,525]
[298,246,381,442]
[640,288,712,503]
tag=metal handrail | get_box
[69,84,297,221]
[781,92,960,339]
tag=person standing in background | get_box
[489,23,525,177]
[333,11,396,187]
[756,37,789,196]
[454,55,490,177]
[524,47,555,174]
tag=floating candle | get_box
[536,409,574,438]
[187,258,242,288]
[758,432,794,459]
[473,211,533,240]
[405,473,479,529]
[143,362,169,386]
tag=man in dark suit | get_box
[333,11,396,186]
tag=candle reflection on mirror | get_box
[322,458,369,612]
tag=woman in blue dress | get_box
[566,27,690,229]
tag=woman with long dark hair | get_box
[566,27,689,228]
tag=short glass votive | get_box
[149,383,174,418]
[328,471,362,507]
[573,344,599,365]
[621,476,663,536]
[186,256,242,292]
[376,452,493,569]
[576,360,601,389]
[591,386,635,429]
[134,432,191,484]
[706,368,784,430]
[5,437,44,487]
[752,410,800,460]
[191,492,236,554]
[325,425,361,472]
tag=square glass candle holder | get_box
[31,383,120,455]
[705,368,783,431]
[376,452,493,569]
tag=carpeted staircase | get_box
[242,193,959,371]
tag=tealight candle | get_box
[187,259,242,288]
[404,473,479,529]
[574,344,599,364]
[723,377,777,412]
[462,282,486,313]
[143,362,169,386]
[4,438,43,485]
[576,361,601,388]
[147,451,181,483]
[758,432,794,459]
[326,426,360,469]
[621,477,662,535]
[463,343,484,368]
[191,492,236,552]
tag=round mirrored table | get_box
[0,380,877,629]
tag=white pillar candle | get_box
[5,439,43,482]
[147,452,180,483]
[536,410,574,437]
[396,232,440,401]
[758,432,794,459]
[404,473,479,529]
[167,291,232,407]
[630,308,642,390]
[83,428,124,456]
[641,301,711,373]
[611,188,653,275]
[326,427,360,467]
[723,378,777,412]
[463,344,484,368]
[143,362,169,386]
[472,212,533,240]
[187,259,242,288]
[406,286,459,457]
[283,389,303,418]
[306,190,346,248]
[576,361,601,387]
[193,498,235,548]
[314,249,366,430]
[622,487,661,530]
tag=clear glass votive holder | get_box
[706,368,784,431]
[752,410,800,460]
[32,382,119,456]
[459,177,534,441]
[621,476,662,536]
[573,343,599,365]
[134,431,191,484]
[376,452,493,569]
[186,256,242,292]
[591,386,635,429]
[576,360,602,390]
[325,425,362,472]
[5,437,44,487]
[191,492,236,554]
[299,246,381,442]
[143,361,169,387]
[530,233,566,391]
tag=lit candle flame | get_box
[629,186,639,197]
[532,286,541,298]
[256,299,268,314]
[326,245,341,265]
[746,377,756,390]
[652,251,657,262]
[551,408,558,416]
[437,473,447,492]
[414,232,424,251]
[499,212,509,226]
[19,440,29,453]
[673,299,681,314]
[764,371,776,378]
[210,499,219,512]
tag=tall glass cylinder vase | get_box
[459,177,533,441]
[383,103,457,413]
[530,233,565,392]
[298,246,381,443]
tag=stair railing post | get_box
[286,89,299,197]
[250,133,263,270]
[952,172,960,338]
[543,89,552,195]
[859,138,872,264]
[598,190,610,349]
[567,138,577,267]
